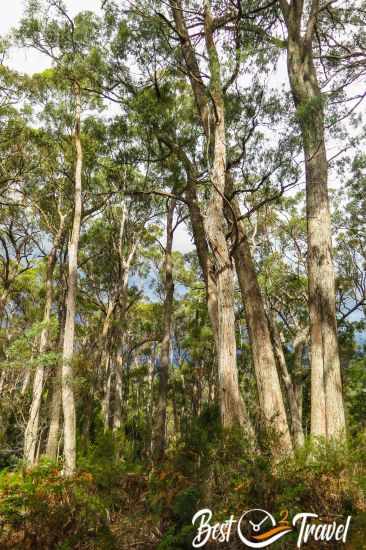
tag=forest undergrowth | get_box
[0,410,365,549]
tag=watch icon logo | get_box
[192,507,351,547]
[238,508,293,548]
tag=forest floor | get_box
[0,433,366,549]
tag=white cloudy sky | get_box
[2,0,102,74]
[1,0,195,253]
[1,1,363,253]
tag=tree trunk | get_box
[293,334,306,438]
[267,312,304,448]
[233,233,293,452]
[280,0,346,438]
[112,349,124,432]
[185,182,219,348]
[224,171,293,452]
[169,0,253,434]
[152,200,175,464]
[21,369,31,397]
[24,218,65,466]
[0,291,9,325]
[101,351,112,431]
[61,83,82,476]
[45,367,62,460]
[45,294,66,460]
[0,370,6,396]
[203,4,247,429]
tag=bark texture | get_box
[45,366,62,460]
[279,0,346,439]
[45,296,66,460]
[152,199,175,464]
[225,177,292,452]
[233,235,293,451]
[61,83,83,476]
[169,0,252,432]
[24,216,65,465]
[267,312,305,448]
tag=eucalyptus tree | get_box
[275,0,352,439]
[122,0,296,452]
[80,193,158,432]
[22,124,67,465]
[256,194,309,445]
[17,0,106,474]
[0,210,35,326]
[0,206,38,449]
[151,198,176,463]
[334,156,366,326]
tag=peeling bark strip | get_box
[152,199,175,464]
[279,0,346,439]
[61,82,83,476]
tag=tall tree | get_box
[152,199,175,463]
[167,0,253,432]
[61,81,82,476]
[278,0,346,438]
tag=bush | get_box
[0,460,115,549]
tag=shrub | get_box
[0,460,115,549]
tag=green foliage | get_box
[0,0,365,548]
[345,358,366,432]
[0,460,115,549]
[146,432,366,548]
[295,94,325,125]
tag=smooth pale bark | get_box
[0,291,9,325]
[112,349,123,432]
[204,89,248,425]
[170,0,252,432]
[267,312,304,448]
[152,200,175,464]
[185,182,219,349]
[101,352,112,431]
[24,217,65,465]
[184,178,236,431]
[21,369,32,397]
[279,0,346,438]
[45,297,66,460]
[224,171,292,452]
[98,312,113,432]
[45,367,62,460]
[61,84,82,476]
[21,339,38,397]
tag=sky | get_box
[2,0,102,74]
[1,1,363,254]
[1,0,195,253]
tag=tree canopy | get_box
[0,1,365,548]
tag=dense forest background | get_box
[0,0,365,548]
